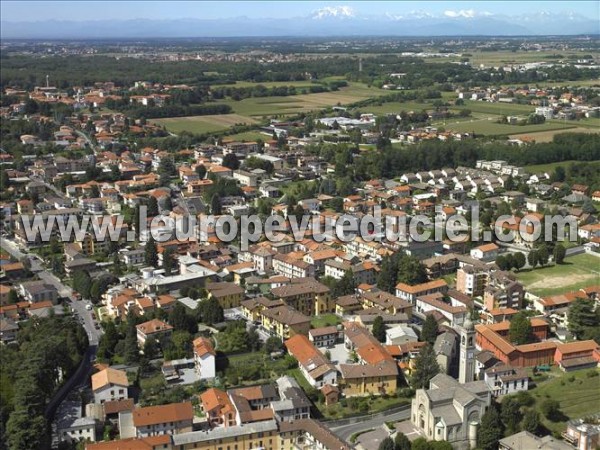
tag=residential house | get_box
[132,402,194,437]
[91,367,130,404]
[285,334,338,388]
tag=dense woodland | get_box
[2,53,598,91]
[0,316,88,450]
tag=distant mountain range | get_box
[2,7,599,39]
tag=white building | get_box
[411,374,491,450]
[91,368,130,404]
[385,325,418,345]
[193,337,216,380]
[484,363,529,397]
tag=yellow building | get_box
[271,279,333,316]
[206,282,244,309]
[240,297,284,322]
[338,361,399,397]
[260,305,311,340]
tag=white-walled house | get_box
[484,363,529,397]
[91,367,130,404]
[193,337,216,380]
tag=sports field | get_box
[444,117,575,136]
[515,253,600,297]
[153,113,259,134]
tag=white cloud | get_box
[444,9,477,18]
[312,6,355,19]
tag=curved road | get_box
[328,406,411,442]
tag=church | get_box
[410,319,492,449]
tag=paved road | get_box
[329,406,411,442]
[1,237,102,346]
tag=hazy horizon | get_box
[1,1,599,39]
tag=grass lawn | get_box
[286,367,314,392]
[222,130,271,142]
[525,160,580,173]
[528,368,600,435]
[515,253,600,297]
[310,313,343,329]
[454,100,535,116]
[152,113,258,134]
[444,118,575,136]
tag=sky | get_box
[1,1,597,22]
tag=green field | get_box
[528,368,600,435]
[515,253,600,297]
[525,161,580,173]
[310,313,343,329]
[222,130,271,142]
[455,100,535,116]
[223,82,384,118]
[444,118,576,136]
[211,80,319,89]
[152,113,258,134]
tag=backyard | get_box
[310,313,343,329]
[515,253,600,297]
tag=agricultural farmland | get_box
[152,113,258,134]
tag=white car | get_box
[85,304,93,311]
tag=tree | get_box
[495,255,508,271]
[411,438,430,450]
[410,344,440,389]
[501,396,523,435]
[421,314,438,345]
[509,312,533,345]
[553,244,566,264]
[147,196,159,217]
[7,289,19,304]
[377,254,399,293]
[265,336,283,354]
[394,432,412,450]
[378,437,395,450]
[168,303,197,334]
[162,247,176,276]
[537,245,549,267]
[195,164,207,179]
[72,270,92,299]
[372,316,386,343]
[521,409,540,433]
[582,198,596,214]
[51,255,65,277]
[528,250,538,268]
[197,298,224,325]
[143,335,159,360]
[540,399,562,421]
[222,153,240,170]
[397,254,428,285]
[247,326,261,352]
[144,236,158,267]
[477,405,504,450]
[567,298,598,339]
[211,194,222,215]
[513,252,526,271]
